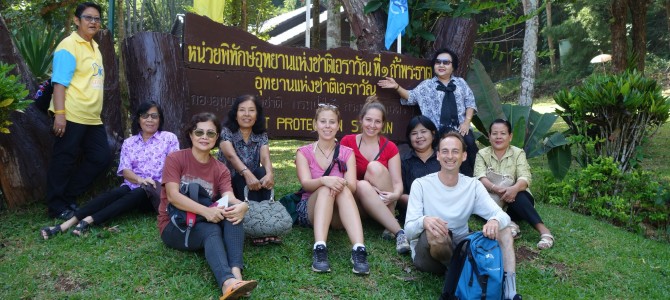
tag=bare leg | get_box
[498,227,516,273]
[363,161,397,211]
[534,223,551,236]
[308,187,335,243]
[72,216,95,236]
[333,188,364,245]
[356,180,401,233]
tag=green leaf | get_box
[465,59,504,138]
[547,145,572,180]
[0,98,14,108]
[364,1,384,14]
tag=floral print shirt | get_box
[217,127,269,175]
[401,76,477,130]
[117,131,180,189]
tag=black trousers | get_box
[507,191,544,225]
[230,167,271,202]
[73,186,152,224]
[460,129,479,177]
[46,121,111,217]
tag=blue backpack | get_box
[440,231,504,300]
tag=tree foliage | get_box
[554,71,670,172]
[0,63,31,134]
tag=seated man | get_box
[404,132,521,300]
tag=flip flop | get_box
[252,238,268,246]
[220,280,258,300]
[267,236,282,245]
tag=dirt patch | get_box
[54,274,85,292]
[515,245,539,262]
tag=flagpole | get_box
[305,0,311,48]
[396,33,401,53]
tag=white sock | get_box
[504,272,517,299]
[352,243,365,250]
[314,241,326,249]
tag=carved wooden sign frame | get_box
[182,13,432,141]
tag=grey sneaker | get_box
[351,246,370,275]
[381,229,396,240]
[312,244,331,273]
[396,231,411,255]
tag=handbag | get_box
[168,182,215,247]
[243,186,293,238]
[486,167,515,208]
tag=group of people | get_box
[37,3,554,299]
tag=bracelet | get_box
[239,168,248,174]
[54,110,66,115]
[395,84,400,90]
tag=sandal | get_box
[252,238,268,246]
[267,236,282,245]
[40,225,63,240]
[537,233,554,250]
[220,280,258,300]
[72,220,91,237]
[508,221,521,239]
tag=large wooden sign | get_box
[182,13,432,141]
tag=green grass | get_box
[2,133,670,299]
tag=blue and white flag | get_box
[384,0,409,50]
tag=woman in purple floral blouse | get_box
[40,101,179,239]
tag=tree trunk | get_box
[122,32,189,146]
[241,0,248,31]
[0,12,121,208]
[311,0,321,49]
[627,0,650,73]
[431,17,478,78]
[519,0,538,106]
[341,0,386,52]
[326,0,341,49]
[610,0,628,74]
[546,0,556,74]
[667,0,670,54]
[96,30,125,151]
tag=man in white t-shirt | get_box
[405,132,521,300]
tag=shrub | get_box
[0,63,31,134]
[554,71,670,172]
[547,156,670,235]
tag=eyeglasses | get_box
[140,113,160,120]
[434,59,452,66]
[193,129,218,139]
[80,15,102,23]
[318,103,338,109]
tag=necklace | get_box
[316,142,333,159]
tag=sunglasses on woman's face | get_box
[192,129,218,139]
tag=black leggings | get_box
[161,220,245,288]
[507,191,544,226]
[74,186,151,224]
[231,167,271,201]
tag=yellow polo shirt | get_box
[50,32,104,125]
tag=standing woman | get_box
[340,96,411,255]
[217,95,276,245]
[158,113,257,299]
[377,48,479,176]
[46,2,112,219]
[40,101,179,238]
[398,116,441,224]
[474,119,555,250]
[295,104,369,275]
